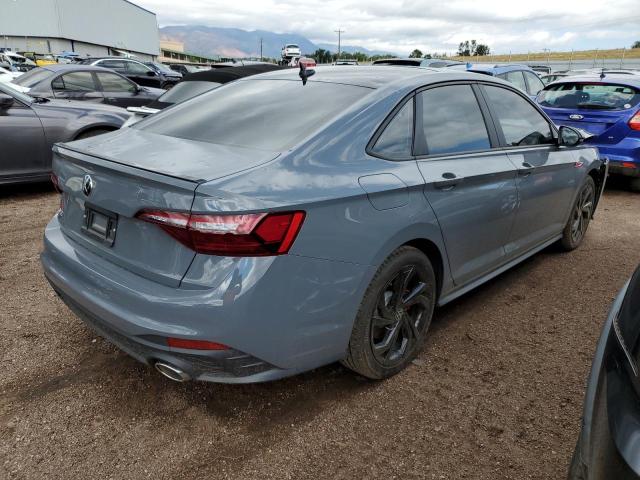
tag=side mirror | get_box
[558,126,583,147]
[0,93,14,109]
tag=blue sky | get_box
[136,0,640,55]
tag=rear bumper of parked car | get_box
[41,215,374,383]
[571,274,640,479]
[592,137,640,178]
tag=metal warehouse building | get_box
[0,0,159,61]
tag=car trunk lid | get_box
[545,107,635,144]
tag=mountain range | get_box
[159,26,397,59]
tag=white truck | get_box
[280,44,301,64]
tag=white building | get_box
[0,0,159,61]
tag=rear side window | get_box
[523,71,544,96]
[498,71,527,92]
[416,85,491,156]
[483,85,553,146]
[537,82,640,110]
[371,100,414,159]
[52,71,96,91]
[142,79,369,151]
[96,72,136,92]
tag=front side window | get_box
[126,61,152,75]
[96,72,136,92]
[141,79,369,151]
[483,85,553,146]
[52,71,96,91]
[371,99,414,159]
[523,71,544,96]
[416,85,491,156]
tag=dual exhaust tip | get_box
[154,361,191,382]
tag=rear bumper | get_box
[591,137,640,178]
[41,215,375,383]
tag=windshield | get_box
[141,79,370,151]
[0,81,33,103]
[12,67,52,87]
[538,82,640,110]
[148,81,221,108]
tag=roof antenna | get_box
[600,69,606,80]
[299,62,315,85]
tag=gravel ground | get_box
[1,181,639,480]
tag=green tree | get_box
[409,49,423,58]
[632,41,640,49]
[474,44,491,56]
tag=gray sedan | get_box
[42,67,607,384]
[0,82,130,185]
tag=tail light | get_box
[50,173,64,212]
[629,111,640,131]
[166,337,229,350]
[136,210,305,257]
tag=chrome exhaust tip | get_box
[154,361,190,382]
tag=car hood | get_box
[60,127,281,183]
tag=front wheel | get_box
[342,246,436,380]
[559,176,596,251]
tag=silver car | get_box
[41,67,607,383]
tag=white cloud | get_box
[134,0,640,54]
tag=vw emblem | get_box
[569,114,584,120]
[82,174,94,196]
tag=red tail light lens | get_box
[166,337,229,350]
[50,172,62,193]
[629,112,640,131]
[136,210,305,257]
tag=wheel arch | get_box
[402,238,445,300]
[587,162,607,217]
[72,124,118,141]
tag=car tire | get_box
[75,129,112,140]
[629,178,640,193]
[559,176,596,251]
[342,246,436,380]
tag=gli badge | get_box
[569,114,584,120]
[82,174,94,196]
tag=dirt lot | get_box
[1,182,639,480]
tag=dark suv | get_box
[79,57,180,89]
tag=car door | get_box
[0,88,47,181]
[125,60,158,88]
[95,71,145,108]
[479,84,579,257]
[51,71,104,103]
[414,83,519,286]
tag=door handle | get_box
[433,173,464,190]
[518,162,535,177]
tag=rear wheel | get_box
[75,128,112,140]
[559,176,595,251]
[342,246,436,380]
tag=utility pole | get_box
[334,28,344,60]
[259,37,263,61]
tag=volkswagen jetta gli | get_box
[41,67,608,383]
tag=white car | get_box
[0,66,22,83]
[0,51,36,72]
[281,44,301,59]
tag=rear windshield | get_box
[538,82,640,110]
[147,81,220,108]
[141,79,369,151]
[13,68,52,87]
[373,59,420,66]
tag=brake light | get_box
[136,210,305,257]
[50,172,62,193]
[630,111,640,131]
[166,337,229,350]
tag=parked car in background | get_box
[334,59,359,65]
[538,75,640,191]
[466,64,545,98]
[372,57,464,68]
[18,52,57,67]
[79,57,180,89]
[569,264,640,479]
[281,44,301,58]
[143,61,182,84]
[122,64,285,127]
[288,56,316,68]
[0,65,22,82]
[0,82,129,185]
[0,50,36,72]
[529,65,552,75]
[541,73,569,85]
[168,64,211,75]
[42,67,606,385]
[11,64,164,108]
